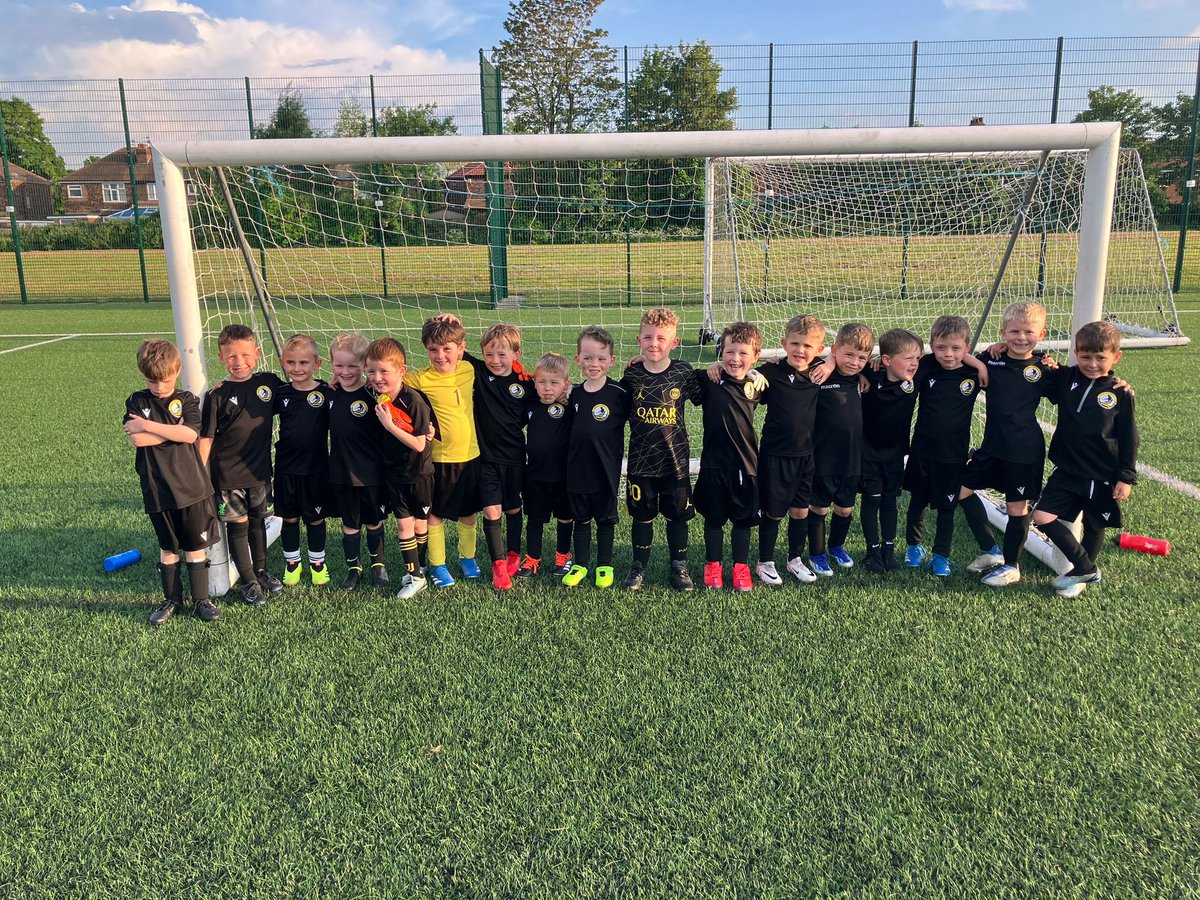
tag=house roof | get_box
[446,161,514,179]
[2,162,51,186]
[62,148,154,184]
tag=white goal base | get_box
[208,515,284,597]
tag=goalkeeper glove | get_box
[511,359,532,382]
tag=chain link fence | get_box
[2,36,1198,304]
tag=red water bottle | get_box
[1115,533,1171,556]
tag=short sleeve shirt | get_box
[125,389,212,513]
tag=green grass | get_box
[1,303,1199,895]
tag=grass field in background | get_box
[0,300,1198,895]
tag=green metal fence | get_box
[2,36,1198,304]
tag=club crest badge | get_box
[509,383,526,399]
[592,404,610,422]
[307,390,324,407]
[548,403,565,419]
[256,385,273,402]
[669,387,681,401]
[743,382,759,400]
[1023,365,1042,383]
[350,400,368,417]
[1097,391,1118,410]
[959,380,975,395]
[901,380,915,394]
[168,398,183,419]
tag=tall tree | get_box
[254,88,315,140]
[0,97,66,180]
[334,100,456,138]
[493,0,620,134]
[627,42,737,132]
[1072,85,1158,157]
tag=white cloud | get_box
[943,0,1028,10]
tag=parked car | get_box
[103,206,159,222]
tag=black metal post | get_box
[119,79,151,303]
[0,100,29,304]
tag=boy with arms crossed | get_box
[125,340,222,625]
[199,324,282,606]
[1034,321,1139,598]
[273,334,332,587]
[518,352,575,580]
[366,337,436,600]
[621,307,702,592]
[327,332,389,591]
[564,327,629,588]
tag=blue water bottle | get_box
[103,549,142,572]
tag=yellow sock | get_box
[457,520,477,559]
[428,522,446,567]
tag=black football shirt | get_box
[381,385,435,483]
[861,368,918,463]
[977,352,1055,464]
[125,389,212,513]
[1046,366,1140,484]
[273,381,331,476]
[464,352,529,466]
[813,366,863,477]
[201,371,283,489]
[909,354,981,463]
[695,371,761,476]
[525,396,573,483]
[757,358,820,458]
[568,379,630,495]
[328,384,385,487]
[621,360,701,479]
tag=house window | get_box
[66,184,83,199]
[145,183,157,201]
[102,182,127,203]
[185,180,198,196]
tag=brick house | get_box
[444,162,514,218]
[59,144,189,217]
[0,162,53,221]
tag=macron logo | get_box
[1102,512,1111,521]
[200,530,208,541]
[929,378,936,388]
[314,506,322,514]
[230,396,239,405]
[282,398,290,407]
[141,407,151,417]
[422,506,431,515]
[1017,486,1026,495]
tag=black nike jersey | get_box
[125,389,212,513]
[757,358,820,458]
[465,352,530,465]
[621,360,701,479]
[978,352,1055,464]
[273,381,331,476]
[381,385,435,483]
[328,384,385,487]
[525,396,573,483]
[813,366,863,477]
[1047,366,1139,484]
[201,371,283,489]
[568,379,630,495]
[909,354,981,463]
[861,369,918,463]
[695,371,761,475]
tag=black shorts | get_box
[524,478,571,523]
[903,455,966,512]
[432,459,482,520]
[387,475,433,521]
[274,472,330,523]
[1037,469,1124,530]
[694,468,759,527]
[626,474,695,522]
[961,451,1044,504]
[149,499,219,554]
[759,454,815,519]
[479,460,524,510]
[811,474,859,510]
[215,481,272,522]
[860,457,904,497]
[329,483,387,530]
[569,489,619,525]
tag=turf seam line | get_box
[0,334,81,354]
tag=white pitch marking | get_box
[0,333,80,354]
[0,331,174,339]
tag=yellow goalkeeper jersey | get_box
[405,361,479,464]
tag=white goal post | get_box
[151,123,1154,591]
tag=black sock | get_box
[415,531,428,569]
[400,536,419,575]
[830,512,852,550]
[731,525,751,565]
[881,493,899,544]
[759,517,780,564]
[281,520,301,558]
[666,520,688,563]
[573,520,592,569]
[796,515,815,558]
[342,531,361,570]
[959,493,995,551]
[704,522,724,561]
[527,519,546,560]
[1082,514,1106,564]
[158,561,182,605]
[186,559,209,603]
[556,521,573,556]
[506,512,522,555]
[596,521,615,567]
[933,507,955,557]
[632,521,653,566]
[1041,518,1095,574]
[248,516,268,572]
[307,520,327,564]
[484,516,505,562]
[905,502,926,547]
[226,520,256,585]
[366,526,385,568]
[860,494,881,549]
[1004,512,1030,566]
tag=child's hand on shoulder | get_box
[1041,353,1059,370]
[809,357,835,385]
[987,342,1007,359]
[1112,374,1133,396]
[705,361,722,383]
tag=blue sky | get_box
[0,0,1196,81]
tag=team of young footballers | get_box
[124,301,1139,626]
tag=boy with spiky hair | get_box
[518,352,575,580]
[807,322,873,576]
[366,337,436,600]
[621,306,703,591]
[564,326,629,588]
[755,314,825,586]
[957,301,1056,586]
[274,333,333,587]
[902,315,987,577]
[461,322,532,591]
[124,339,222,625]
[1034,321,1139,599]
[404,314,482,589]
[199,323,284,606]
[694,322,765,592]
[327,332,389,591]
[858,328,923,573]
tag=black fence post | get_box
[0,100,29,304]
[624,45,633,308]
[767,43,774,130]
[1173,44,1200,293]
[119,79,151,303]
[370,74,389,300]
[1038,37,1064,298]
[244,76,269,286]
[901,40,918,303]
